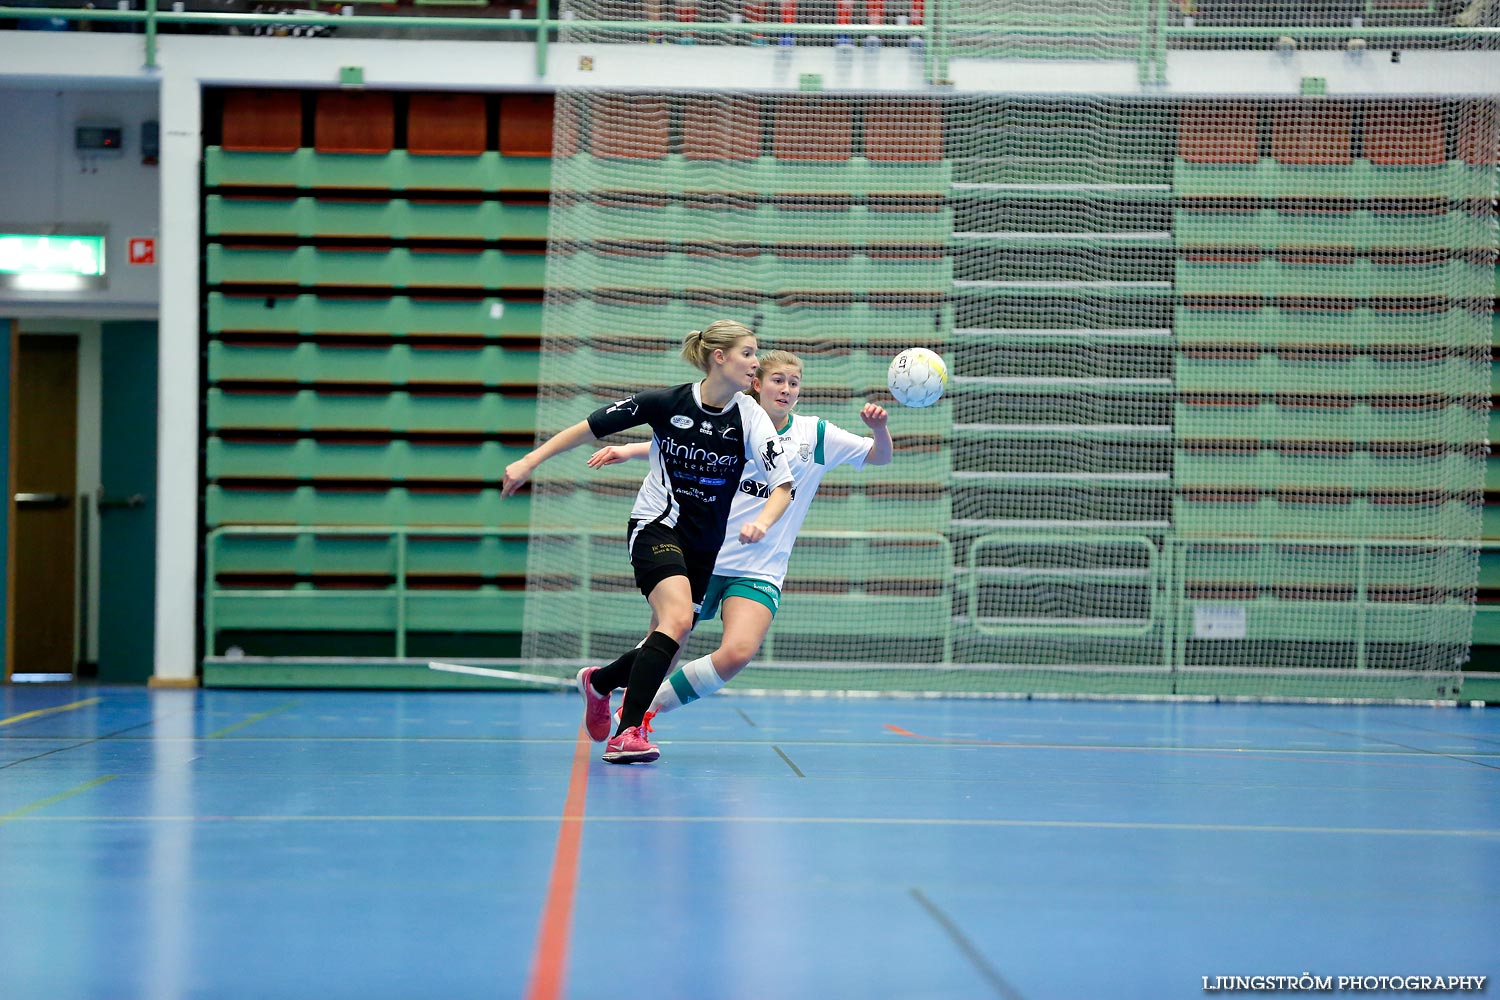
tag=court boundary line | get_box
[206,701,299,739]
[1268,715,1500,772]
[524,725,593,1000]
[772,745,806,777]
[0,774,120,825]
[910,887,1027,1000]
[0,697,102,729]
[13,814,1500,838]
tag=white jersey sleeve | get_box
[818,418,875,471]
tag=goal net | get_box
[522,6,1498,700]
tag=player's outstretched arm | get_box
[861,403,893,466]
[502,419,599,496]
[587,441,651,468]
[739,481,793,544]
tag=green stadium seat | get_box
[206,386,538,435]
[208,293,541,338]
[205,484,533,528]
[208,340,540,386]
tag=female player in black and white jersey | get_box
[587,349,892,728]
[501,320,793,764]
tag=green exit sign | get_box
[0,233,106,289]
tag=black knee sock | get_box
[617,631,680,735]
[591,645,640,695]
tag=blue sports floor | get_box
[1,686,1497,1000]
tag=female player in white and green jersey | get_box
[587,349,893,725]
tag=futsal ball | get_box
[887,348,948,408]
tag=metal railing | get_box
[207,522,1489,676]
[3,2,1492,86]
[205,524,533,658]
[205,524,954,661]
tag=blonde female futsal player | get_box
[502,320,792,764]
[586,349,892,728]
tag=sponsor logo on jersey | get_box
[700,477,727,486]
[740,480,796,500]
[606,396,639,417]
[659,437,740,467]
[761,439,783,471]
[651,542,684,557]
[719,425,740,440]
[670,414,694,429]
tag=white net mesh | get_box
[522,10,1498,700]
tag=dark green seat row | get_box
[207,195,550,241]
[207,438,528,482]
[1176,496,1478,540]
[205,149,553,192]
[1175,400,1484,443]
[1175,306,1490,348]
[1173,159,1494,200]
[1175,207,1496,251]
[213,531,529,578]
[211,591,526,635]
[208,341,541,386]
[1176,257,1491,299]
[1174,449,1480,492]
[207,387,537,434]
[205,486,532,528]
[208,246,548,290]
[208,293,542,336]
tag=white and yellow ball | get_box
[887,348,948,408]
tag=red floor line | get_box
[523,726,593,1000]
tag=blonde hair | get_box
[681,319,755,373]
[748,350,803,403]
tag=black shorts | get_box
[627,519,719,608]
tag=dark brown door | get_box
[12,335,79,676]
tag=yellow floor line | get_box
[0,697,103,729]
[0,775,120,825]
[206,701,298,739]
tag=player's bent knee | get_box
[717,644,759,674]
[657,617,695,643]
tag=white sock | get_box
[651,654,726,716]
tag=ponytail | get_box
[681,319,755,373]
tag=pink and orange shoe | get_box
[602,714,659,765]
[576,667,613,743]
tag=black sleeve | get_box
[587,388,667,439]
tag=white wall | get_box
[0,85,161,317]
